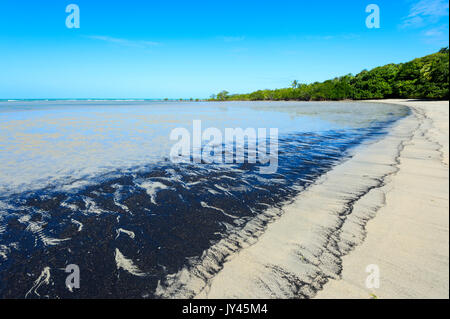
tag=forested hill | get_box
[212,48,449,101]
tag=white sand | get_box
[316,100,449,299]
[156,100,448,299]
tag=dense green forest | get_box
[211,48,449,101]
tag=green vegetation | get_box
[211,48,449,101]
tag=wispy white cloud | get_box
[305,35,335,41]
[401,0,449,28]
[421,24,449,44]
[303,33,361,41]
[87,35,160,48]
[424,26,446,37]
[218,36,246,42]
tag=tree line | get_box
[211,48,449,101]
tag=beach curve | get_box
[186,99,449,299]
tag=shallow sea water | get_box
[0,100,409,298]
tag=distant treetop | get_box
[211,48,449,101]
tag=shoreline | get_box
[1,99,447,298]
[0,100,411,298]
[185,99,448,299]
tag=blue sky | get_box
[0,0,448,99]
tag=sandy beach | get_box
[317,99,449,299]
[188,99,449,299]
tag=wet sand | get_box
[193,99,448,299]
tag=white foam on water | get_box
[41,236,71,247]
[0,245,9,260]
[116,228,136,240]
[61,201,79,211]
[25,267,51,298]
[114,248,147,277]
[83,197,107,215]
[71,219,83,232]
[207,189,220,195]
[200,202,239,219]
[213,184,234,196]
[108,184,131,213]
[114,198,130,213]
[18,215,71,247]
[138,181,169,205]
